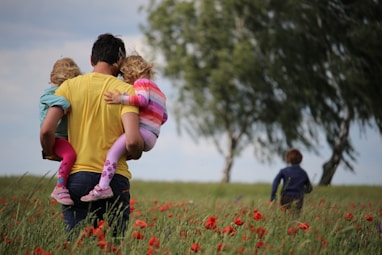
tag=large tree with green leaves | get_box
[141,0,382,184]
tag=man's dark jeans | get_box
[62,171,130,238]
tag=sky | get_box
[0,0,381,186]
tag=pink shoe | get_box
[51,187,74,205]
[80,185,114,202]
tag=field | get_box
[0,175,381,255]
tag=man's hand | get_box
[104,89,122,104]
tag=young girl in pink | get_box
[40,57,81,205]
[81,54,168,202]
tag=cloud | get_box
[0,0,381,186]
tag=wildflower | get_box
[256,227,267,239]
[364,214,374,221]
[1,197,6,206]
[222,225,235,236]
[191,242,201,252]
[93,227,105,240]
[33,247,44,255]
[132,231,144,240]
[217,242,226,251]
[130,198,138,205]
[235,217,244,226]
[97,239,108,249]
[345,212,354,221]
[256,241,265,249]
[299,222,310,232]
[148,237,160,249]
[253,212,262,221]
[98,220,106,229]
[287,226,298,236]
[134,219,148,228]
[205,216,217,230]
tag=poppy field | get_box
[0,175,381,255]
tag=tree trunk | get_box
[319,112,351,186]
[221,154,234,183]
[221,137,237,183]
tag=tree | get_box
[142,0,314,182]
[141,0,382,184]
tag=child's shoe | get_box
[80,185,114,202]
[51,187,74,205]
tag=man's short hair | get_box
[91,33,126,66]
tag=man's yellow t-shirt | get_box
[55,72,138,179]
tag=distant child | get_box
[81,54,168,202]
[270,148,313,216]
[40,57,81,205]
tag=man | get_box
[40,33,144,237]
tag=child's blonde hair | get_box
[120,54,155,84]
[50,57,81,86]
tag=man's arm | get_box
[121,112,144,160]
[40,106,64,159]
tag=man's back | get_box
[56,72,138,178]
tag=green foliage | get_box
[0,176,381,254]
[141,0,382,184]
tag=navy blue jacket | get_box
[270,164,312,201]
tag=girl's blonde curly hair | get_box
[120,54,155,84]
[50,57,81,86]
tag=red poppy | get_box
[222,225,235,235]
[134,219,148,229]
[364,214,374,221]
[256,227,267,239]
[205,216,217,230]
[191,242,201,252]
[234,217,244,226]
[287,226,298,236]
[299,222,310,232]
[256,241,264,249]
[253,212,262,221]
[345,212,354,221]
[93,227,105,240]
[217,242,226,251]
[148,237,160,249]
[97,239,108,249]
[132,231,144,240]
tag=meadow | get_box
[0,175,381,255]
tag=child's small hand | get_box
[104,89,122,104]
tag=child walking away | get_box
[40,58,81,205]
[81,54,168,202]
[270,148,313,217]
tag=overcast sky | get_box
[0,0,381,186]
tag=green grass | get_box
[0,175,381,254]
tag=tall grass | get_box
[0,175,381,254]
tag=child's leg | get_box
[54,138,76,189]
[98,134,127,189]
[140,128,158,152]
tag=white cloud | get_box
[0,0,381,186]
